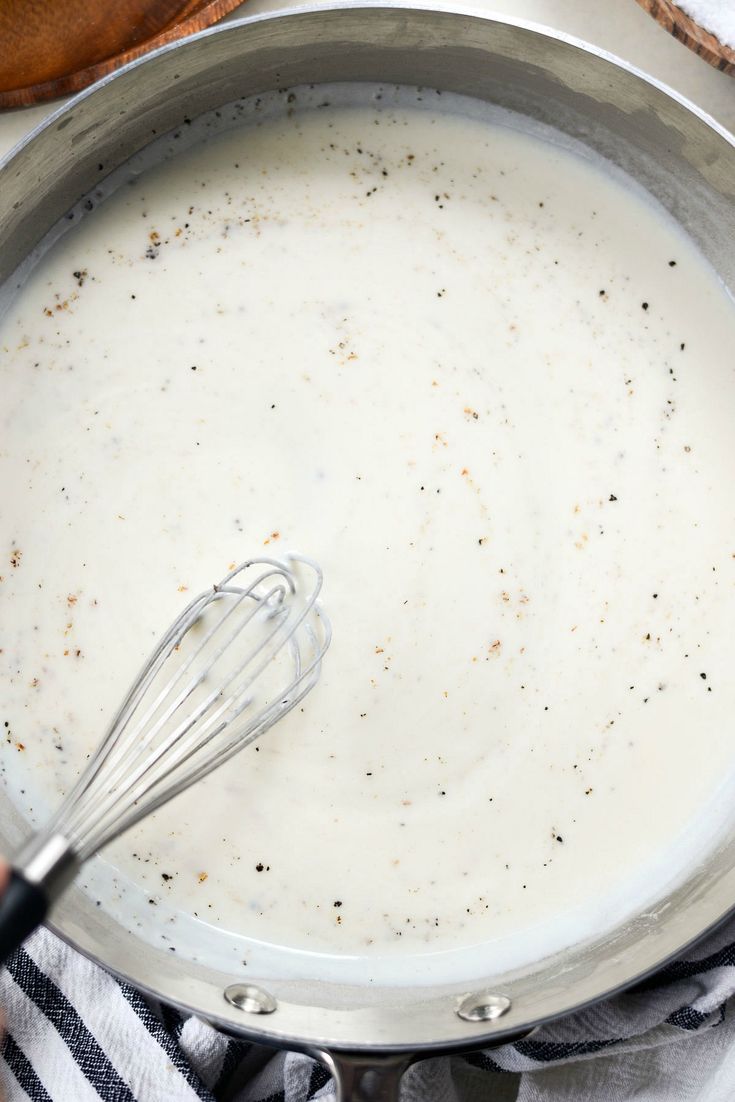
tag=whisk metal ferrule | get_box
[16,832,79,900]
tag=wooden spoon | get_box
[635,0,735,75]
[0,0,245,109]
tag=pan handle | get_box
[314,1049,414,1102]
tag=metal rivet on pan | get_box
[224,983,278,1014]
[456,992,511,1022]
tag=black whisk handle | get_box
[0,869,48,965]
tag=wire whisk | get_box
[0,553,330,964]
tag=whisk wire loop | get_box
[43,555,329,861]
[88,579,290,812]
[107,608,328,844]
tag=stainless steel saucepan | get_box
[1,6,734,1099]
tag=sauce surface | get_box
[1,86,735,985]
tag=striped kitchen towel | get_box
[2,917,735,1102]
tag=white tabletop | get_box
[0,0,733,159]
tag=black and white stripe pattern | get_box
[2,919,735,1101]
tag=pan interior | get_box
[3,78,735,986]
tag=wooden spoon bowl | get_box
[0,0,245,109]
[635,0,735,75]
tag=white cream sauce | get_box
[1,85,735,986]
